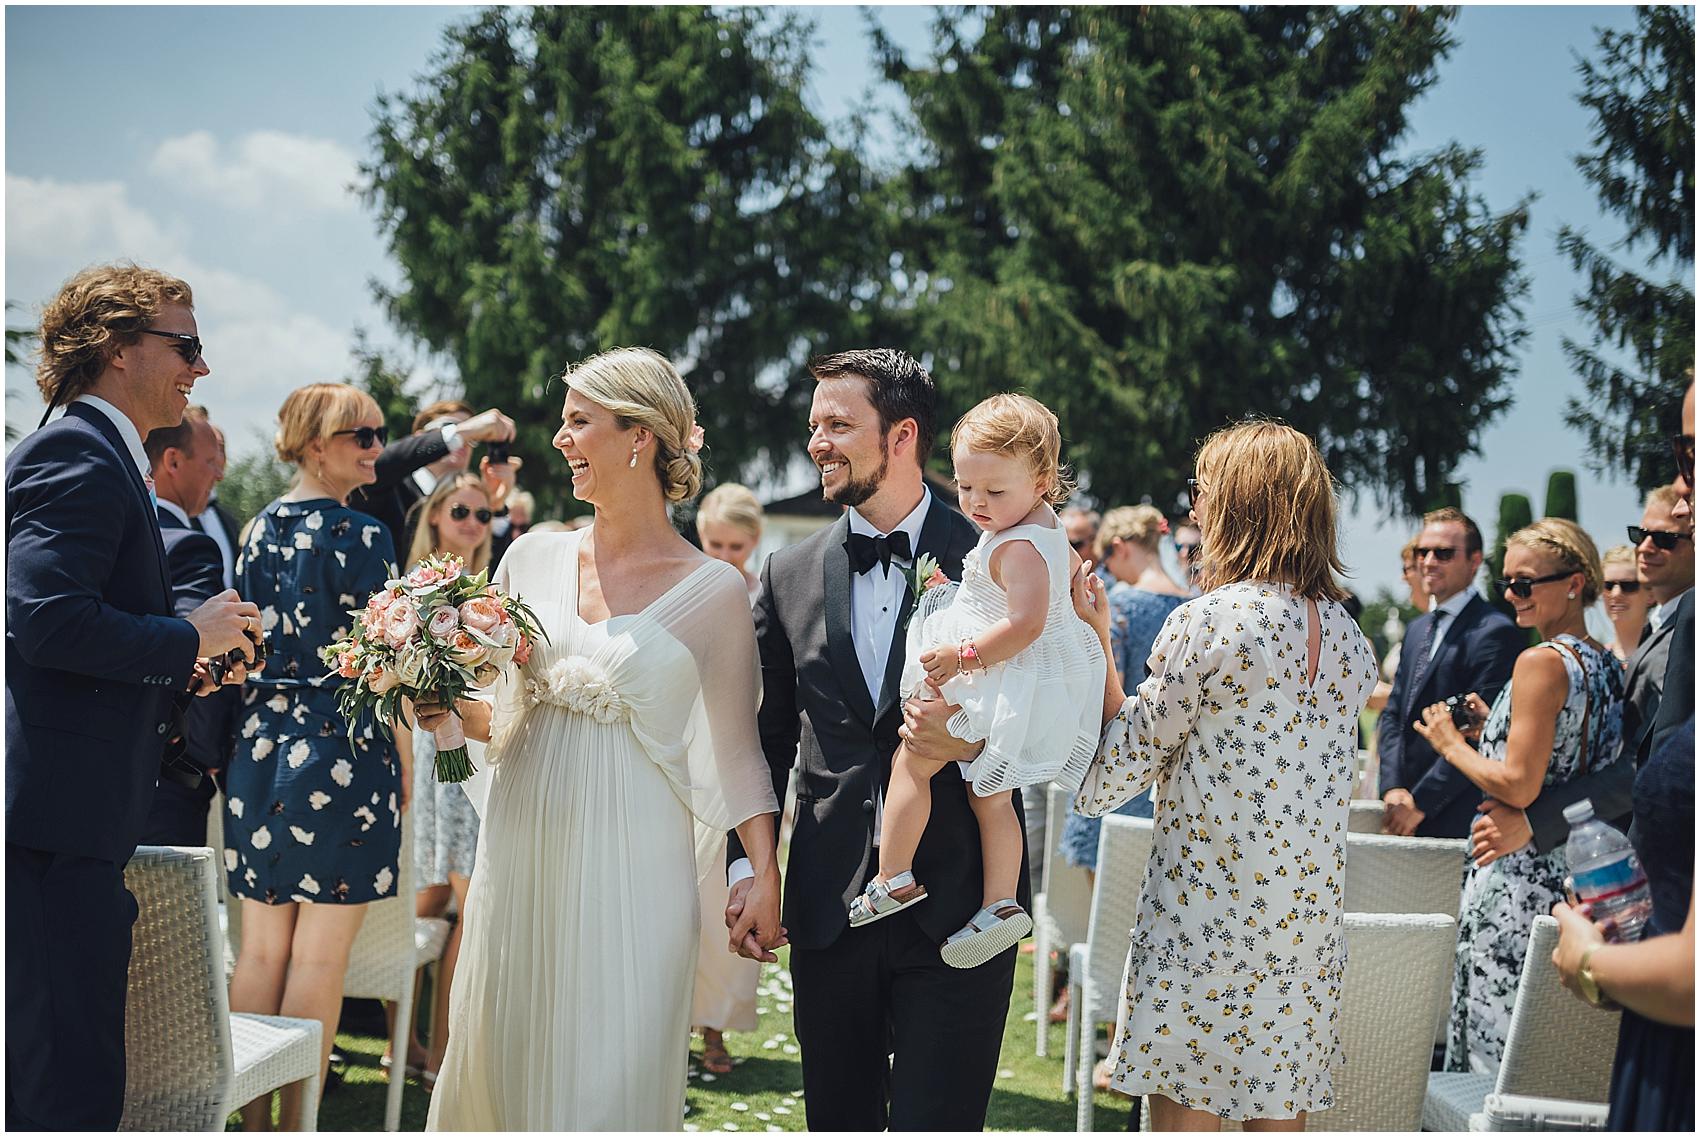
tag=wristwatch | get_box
[1577,945,1617,1009]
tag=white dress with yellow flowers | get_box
[1074,582,1377,1120]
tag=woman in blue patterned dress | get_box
[223,384,401,1122]
[1058,505,1190,871]
[1413,518,1625,1074]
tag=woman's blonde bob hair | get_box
[951,393,1074,507]
[699,482,764,540]
[1094,504,1167,561]
[564,347,702,503]
[406,472,494,576]
[274,383,381,466]
[1507,517,1603,606]
[1191,418,1348,602]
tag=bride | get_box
[420,348,785,1130]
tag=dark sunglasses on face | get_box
[1674,433,1695,485]
[140,328,204,364]
[1628,525,1691,551]
[1186,478,1201,499]
[330,425,389,449]
[449,503,493,524]
[1602,580,1643,595]
[1414,546,1460,562]
[1494,570,1574,599]
[1175,541,1201,556]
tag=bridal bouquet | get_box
[319,553,545,782]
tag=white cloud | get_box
[148,129,359,213]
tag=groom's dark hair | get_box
[808,348,937,461]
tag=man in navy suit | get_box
[140,412,242,847]
[6,264,261,1130]
[1378,507,1527,838]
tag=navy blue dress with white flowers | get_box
[223,498,401,905]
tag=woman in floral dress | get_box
[223,384,401,1123]
[1413,518,1624,1073]
[1070,420,1377,1129]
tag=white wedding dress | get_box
[427,529,777,1131]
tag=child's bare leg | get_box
[967,788,1023,907]
[878,742,952,881]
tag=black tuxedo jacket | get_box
[1377,592,1525,838]
[158,507,242,776]
[201,496,242,586]
[5,404,200,862]
[730,487,1029,949]
[346,428,451,560]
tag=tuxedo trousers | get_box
[790,906,1015,1131]
[6,843,137,1130]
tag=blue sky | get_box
[4,3,1680,600]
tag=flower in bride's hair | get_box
[686,424,705,454]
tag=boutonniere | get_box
[904,553,950,624]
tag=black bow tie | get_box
[846,530,913,576]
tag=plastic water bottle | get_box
[1562,799,1653,942]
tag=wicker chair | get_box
[1342,831,1467,918]
[1422,916,1621,1132]
[1347,799,1385,833]
[1065,814,1152,1130]
[1034,780,1096,1057]
[225,811,451,1131]
[120,846,322,1131]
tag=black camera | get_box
[487,441,510,464]
[1442,693,1481,730]
[206,629,268,686]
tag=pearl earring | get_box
[629,447,639,469]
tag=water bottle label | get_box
[1571,857,1642,899]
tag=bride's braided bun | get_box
[565,347,702,503]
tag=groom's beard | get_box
[821,438,890,508]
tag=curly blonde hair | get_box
[951,393,1074,507]
[564,347,702,503]
[35,263,194,406]
[1507,518,1603,606]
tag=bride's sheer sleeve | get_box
[676,567,780,832]
[1075,597,1222,817]
[459,539,535,816]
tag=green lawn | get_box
[279,944,1139,1131]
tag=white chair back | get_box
[121,846,237,1131]
[1495,915,1621,1102]
[1310,912,1458,1132]
[1346,799,1385,833]
[1083,815,1153,1021]
[1343,831,1467,918]
[1043,782,1094,945]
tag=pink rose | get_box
[440,555,464,580]
[458,595,504,634]
[367,665,400,694]
[513,634,533,666]
[426,606,461,639]
[450,630,490,667]
[383,598,421,648]
[337,650,361,679]
[924,567,950,590]
[369,588,398,614]
[407,563,445,588]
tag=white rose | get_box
[426,605,461,639]
[394,646,430,688]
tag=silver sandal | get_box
[848,870,929,927]
[939,899,1032,968]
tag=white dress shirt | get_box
[197,498,237,590]
[1426,587,1476,660]
[71,394,150,482]
[156,497,192,529]
[729,492,932,891]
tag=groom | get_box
[727,349,1027,1130]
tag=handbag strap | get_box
[1548,638,1595,776]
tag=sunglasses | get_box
[1674,433,1695,486]
[1186,478,1201,499]
[1628,525,1692,551]
[140,328,204,364]
[449,503,493,524]
[1602,580,1643,595]
[330,426,389,449]
[1494,570,1574,599]
[1175,541,1201,556]
[1414,545,1461,562]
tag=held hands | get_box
[899,688,984,764]
[725,872,788,962]
[414,696,495,744]
[1070,560,1112,641]
[1381,787,1425,836]
[1413,701,1467,757]
[1471,798,1533,867]
[186,589,262,659]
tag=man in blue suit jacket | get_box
[140,413,242,847]
[5,265,260,1130]
[1378,508,1526,838]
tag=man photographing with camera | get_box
[6,264,261,1129]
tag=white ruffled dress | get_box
[900,516,1106,795]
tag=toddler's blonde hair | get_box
[951,393,1074,507]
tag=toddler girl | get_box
[848,393,1106,967]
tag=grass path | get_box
[294,944,1139,1131]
